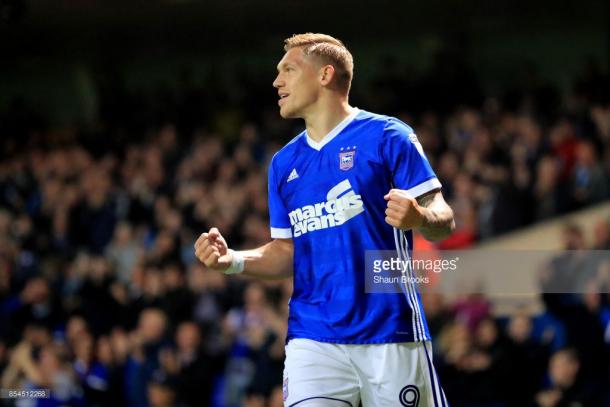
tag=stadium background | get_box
[1,0,609,406]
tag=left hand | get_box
[384,189,425,230]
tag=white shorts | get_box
[283,339,448,407]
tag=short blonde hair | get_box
[284,33,354,93]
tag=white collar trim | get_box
[305,108,359,151]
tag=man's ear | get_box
[319,65,335,86]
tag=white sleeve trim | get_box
[270,227,292,239]
[406,178,442,198]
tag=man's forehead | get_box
[277,48,305,69]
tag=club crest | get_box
[339,150,355,171]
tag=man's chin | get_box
[279,107,300,119]
[279,109,293,119]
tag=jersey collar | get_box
[305,108,360,151]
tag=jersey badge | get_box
[339,147,356,171]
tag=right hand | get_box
[194,227,232,271]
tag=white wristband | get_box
[224,249,244,275]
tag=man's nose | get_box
[273,75,283,89]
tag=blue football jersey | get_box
[268,108,441,344]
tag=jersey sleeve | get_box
[268,155,293,239]
[381,118,441,197]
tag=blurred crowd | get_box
[427,220,610,407]
[0,55,610,406]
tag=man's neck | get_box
[304,99,353,142]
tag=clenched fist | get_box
[383,189,425,230]
[194,227,233,271]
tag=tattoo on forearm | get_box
[416,191,455,241]
[416,192,436,208]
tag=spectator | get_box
[147,371,182,407]
[124,308,170,407]
[72,331,110,406]
[159,321,224,407]
[505,311,550,406]
[105,222,143,285]
[571,140,608,207]
[532,348,602,407]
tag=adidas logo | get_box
[287,168,299,182]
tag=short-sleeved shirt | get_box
[268,108,441,343]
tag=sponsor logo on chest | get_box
[288,179,365,237]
